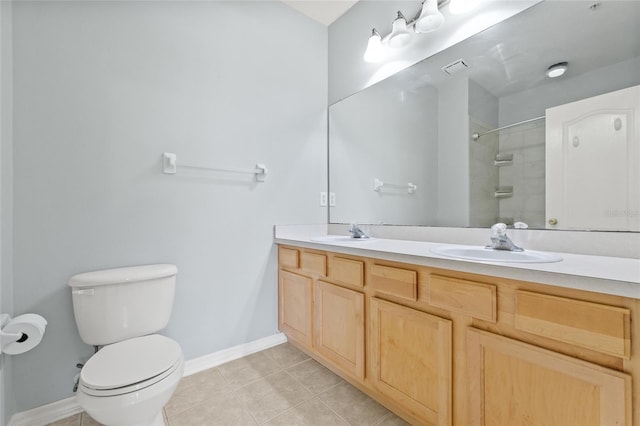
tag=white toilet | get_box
[68,264,184,426]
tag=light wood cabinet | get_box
[515,290,631,358]
[314,280,365,379]
[428,274,496,322]
[328,256,364,288]
[370,297,452,425]
[277,245,638,426]
[370,264,418,301]
[278,270,313,348]
[467,327,632,426]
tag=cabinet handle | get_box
[548,218,558,225]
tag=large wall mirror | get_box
[329,0,640,231]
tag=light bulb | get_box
[414,0,444,33]
[363,29,384,63]
[388,11,411,48]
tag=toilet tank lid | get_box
[68,264,177,288]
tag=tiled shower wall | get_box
[497,121,546,227]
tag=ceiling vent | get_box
[441,59,469,75]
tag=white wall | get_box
[10,0,327,413]
[0,0,14,423]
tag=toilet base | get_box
[127,411,164,426]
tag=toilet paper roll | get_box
[3,314,47,355]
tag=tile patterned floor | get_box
[47,343,410,426]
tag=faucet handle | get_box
[490,223,508,236]
[347,223,368,239]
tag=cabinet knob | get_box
[548,218,558,226]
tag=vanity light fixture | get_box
[415,0,445,33]
[364,29,385,63]
[388,12,412,48]
[546,61,568,78]
[363,0,447,63]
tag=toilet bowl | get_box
[68,264,182,426]
[77,334,184,426]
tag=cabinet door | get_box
[279,270,313,348]
[370,298,452,426]
[467,328,632,426]
[314,281,365,379]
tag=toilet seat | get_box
[80,334,182,397]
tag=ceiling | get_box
[281,0,359,26]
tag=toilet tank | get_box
[68,264,177,346]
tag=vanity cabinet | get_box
[467,327,631,426]
[278,270,313,348]
[314,280,365,379]
[278,248,366,379]
[277,245,638,426]
[370,297,452,425]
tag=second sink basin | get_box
[431,245,562,263]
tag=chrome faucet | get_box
[486,223,523,251]
[347,224,369,239]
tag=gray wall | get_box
[436,77,469,226]
[10,0,327,413]
[1,0,14,423]
[499,56,640,126]
[328,0,539,104]
[329,79,438,225]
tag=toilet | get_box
[68,264,184,426]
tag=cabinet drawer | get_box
[278,247,299,269]
[428,275,496,322]
[370,264,417,301]
[328,257,364,288]
[300,251,327,276]
[515,290,631,359]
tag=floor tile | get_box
[80,413,101,426]
[373,412,411,426]
[317,382,390,426]
[217,352,282,389]
[286,358,343,395]
[263,398,348,426]
[40,343,410,426]
[166,390,256,426]
[45,413,81,426]
[234,370,314,424]
[166,367,229,416]
[263,343,310,369]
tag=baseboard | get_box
[8,397,81,426]
[8,332,287,426]
[182,332,287,377]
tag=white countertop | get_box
[274,225,640,299]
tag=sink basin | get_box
[431,245,562,263]
[310,235,374,243]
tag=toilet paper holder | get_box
[1,314,29,352]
